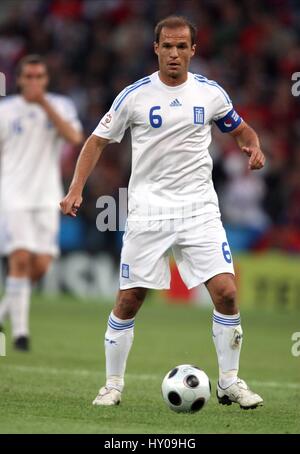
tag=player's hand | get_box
[23,87,46,104]
[242,146,265,170]
[60,191,83,217]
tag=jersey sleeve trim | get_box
[194,74,231,104]
[112,76,150,107]
[113,77,151,111]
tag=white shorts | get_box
[120,216,235,290]
[0,209,60,257]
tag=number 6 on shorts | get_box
[222,241,232,263]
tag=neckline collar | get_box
[154,71,191,91]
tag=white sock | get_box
[104,311,135,392]
[8,277,31,338]
[212,309,243,389]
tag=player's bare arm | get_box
[26,89,83,145]
[38,96,83,145]
[60,135,109,217]
[229,121,265,170]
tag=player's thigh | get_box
[120,220,176,290]
[33,209,60,257]
[173,216,235,289]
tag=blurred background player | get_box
[61,16,265,409]
[0,54,83,350]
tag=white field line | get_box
[2,364,300,390]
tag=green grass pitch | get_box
[0,294,299,434]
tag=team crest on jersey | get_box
[193,106,205,125]
[121,263,129,279]
[11,118,23,134]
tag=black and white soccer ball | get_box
[162,364,211,413]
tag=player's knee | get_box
[217,284,237,311]
[9,251,32,276]
[115,288,147,319]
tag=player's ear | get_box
[191,44,196,57]
[154,41,159,56]
[16,75,23,92]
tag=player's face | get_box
[154,26,196,84]
[18,63,49,96]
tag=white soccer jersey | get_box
[93,71,242,220]
[0,93,82,210]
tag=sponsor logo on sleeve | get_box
[100,113,112,129]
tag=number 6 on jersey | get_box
[149,106,162,128]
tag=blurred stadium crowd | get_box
[1,0,300,259]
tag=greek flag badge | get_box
[193,106,205,125]
[121,263,129,279]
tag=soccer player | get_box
[0,55,83,350]
[61,16,265,409]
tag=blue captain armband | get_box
[214,108,242,132]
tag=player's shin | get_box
[104,312,135,392]
[9,277,31,338]
[212,309,243,389]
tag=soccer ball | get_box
[161,364,211,413]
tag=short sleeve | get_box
[93,91,132,144]
[209,84,242,133]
